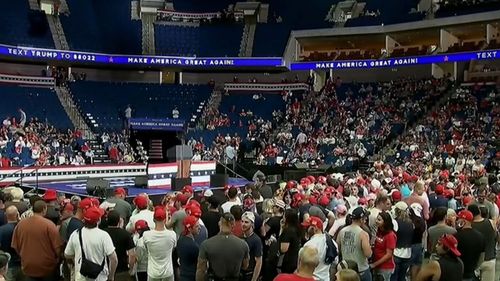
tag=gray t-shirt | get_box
[106,197,132,221]
[428,224,457,253]
[199,234,249,279]
[171,209,187,239]
[338,224,370,272]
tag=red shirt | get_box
[232,221,243,238]
[274,274,315,281]
[373,230,397,270]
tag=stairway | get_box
[373,83,457,160]
[142,14,156,55]
[46,15,70,50]
[87,139,111,164]
[54,85,94,140]
[58,0,70,15]
[239,20,256,57]
[149,139,163,161]
[28,0,40,10]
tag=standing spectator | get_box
[337,207,372,281]
[132,220,149,281]
[105,188,132,223]
[0,206,22,281]
[405,181,430,221]
[196,213,249,281]
[124,105,132,129]
[454,210,485,281]
[274,246,319,281]
[66,198,94,241]
[336,269,361,281]
[416,234,463,281]
[12,201,62,280]
[126,195,154,233]
[470,204,496,281]
[104,210,136,281]
[391,202,414,281]
[4,188,28,216]
[143,207,177,281]
[302,216,333,281]
[0,251,10,281]
[177,216,200,281]
[167,194,189,238]
[201,197,221,238]
[221,187,242,214]
[368,195,391,240]
[371,212,396,281]
[278,208,301,274]
[225,143,237,172]
[427,207,456,257]
[64,206,118,281]
[409,203,425,281]
[42,189,61,225]
[20,195,42,220]
[241,212,262,281]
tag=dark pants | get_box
[137,272,148,281]
[391,256,411,281]
[25,271,60,281]
[115,271,134,281]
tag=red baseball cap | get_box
[43,189,57,202]
[187,200,201,209]
[457,210,473,222]
[83,206,104,224]
[182,185,193,194]
[114,188,127,196]
[391,190,402,202]
[154,206,167,221]
[188,206,202,218]
[438,234,461,256]
[183,215,199,230]
[301,216,323,230]
[435,185,445,195]
[63,203,74,213]
[133,195,149,209]
[175,194,189,206]
[135,220,149,232]
[79,198,95,210]
[318,195,330,207]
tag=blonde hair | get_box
[262,199,274,214]
[337,269,360,281]
[10,188,24,202]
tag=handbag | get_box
[78,229,105,279]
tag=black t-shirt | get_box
[455,228,485,278]
[66,217,84,241]
[201,210,221,238]
[265,216,282,239]
[298,204,311,222]
[105,227,135,272]
[278,226,301,274]
[244,232,263,272]
[45,205,60,225]
[177,235,199,280]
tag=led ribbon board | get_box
[290,50,499,70]
[0,44,283,68]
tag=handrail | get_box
[0,164,42,190]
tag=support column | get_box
[385,35,399,55]
[311,69,326,92]
[440,29,459,52]
[486,23,499,44]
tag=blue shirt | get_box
[177,235,199,281]
[0,222,20,267]
[66,217,84,241]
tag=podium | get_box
[167,145,193,184]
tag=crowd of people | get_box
[189,77,453,169]
[0,156,498,281]
[0,113,92,167]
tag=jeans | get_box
[6,266,24,281]
[374,269,393,281]
[476,259,495,281]
[391,257,411,281]
[359,269,372,281]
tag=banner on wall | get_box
[129,118,186,131]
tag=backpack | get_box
[324,233,338,265]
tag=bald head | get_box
[5,206,19,222]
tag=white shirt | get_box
[304,234,330,281]
[126,210,155,232]
[64,227,115,281]
[221,200,241,214]
[143,228,177,279]
[328,216,346,237]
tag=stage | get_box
[25,177,251,198]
